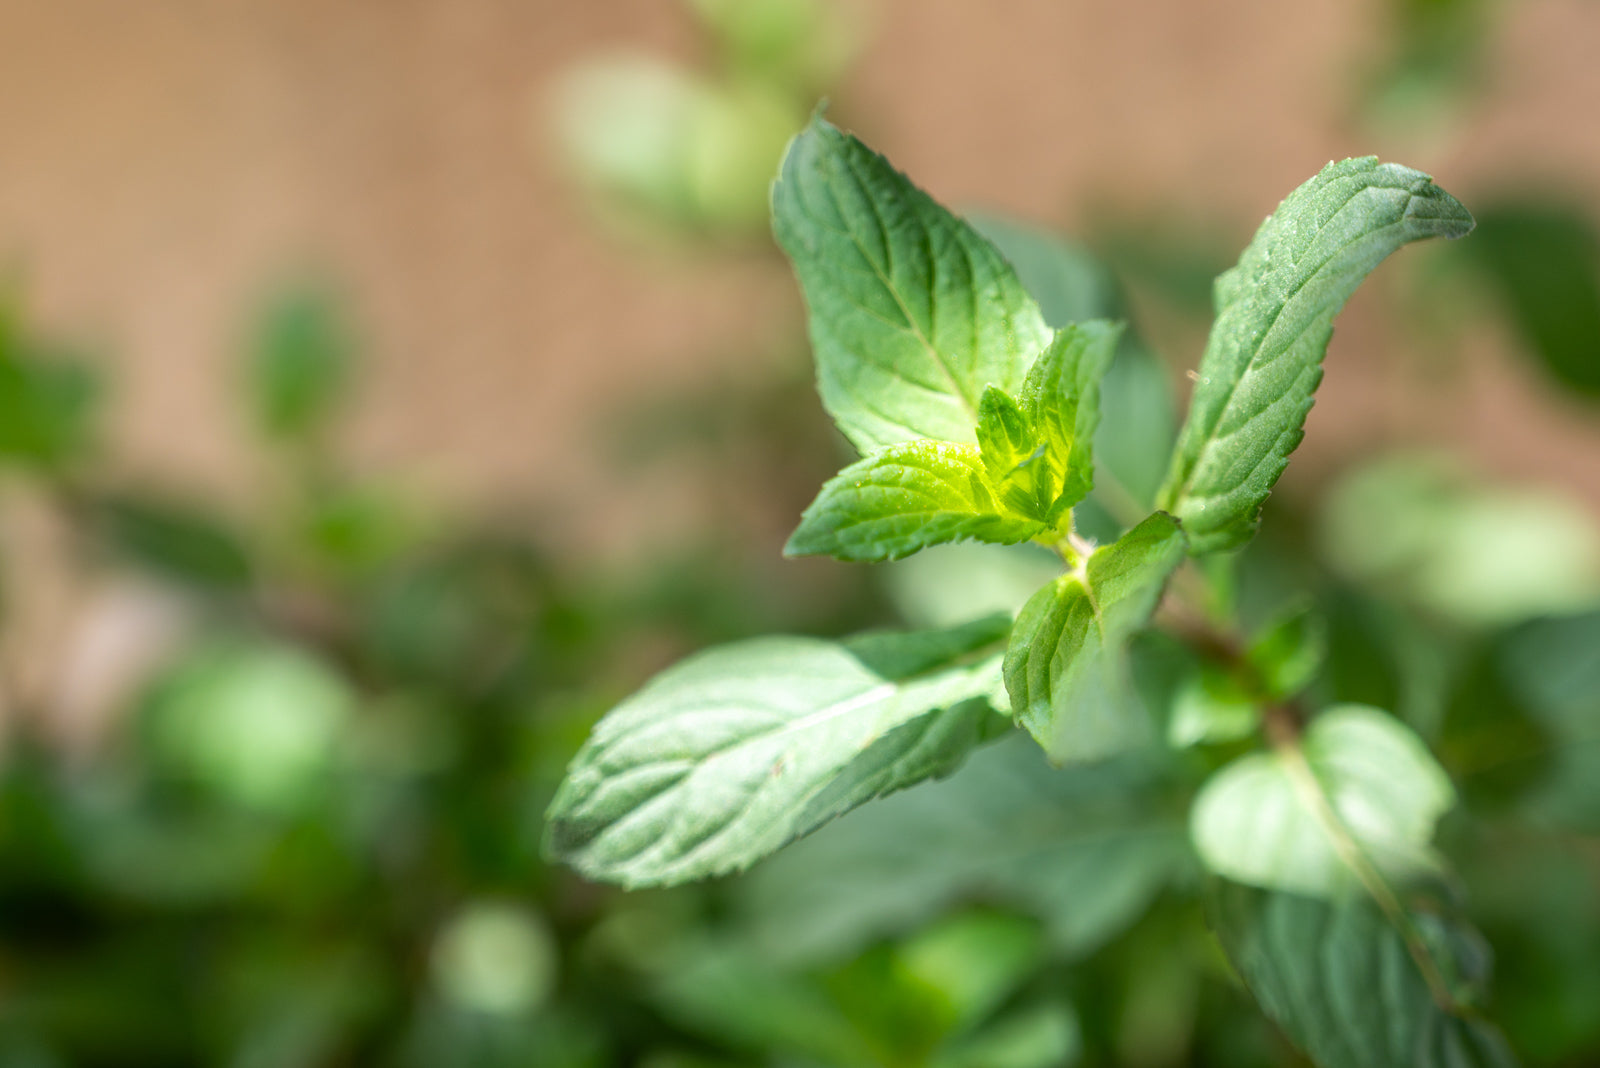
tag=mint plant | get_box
[545,116,1515,1066]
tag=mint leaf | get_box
[738,735,1191,966]
[786,440,1044,563]
[251,285,351,442]
[1019,321,1121,520]
[544,617,1011,887]
[976,386,1036,486]
[976,385,1059,525]
[970,320,1121,528]
[1191,705,1454,896]
[772,117,1052,451]
[1003,512,1186,761]
[1159,158,1473,554]
[0,309,101,469]
[1211,883,1519,1068]
[649,941,879,1067]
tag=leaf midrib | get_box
[1166,180,1403,508]
[828,146,983,428]
[1272,735,1463,1015]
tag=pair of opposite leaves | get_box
[549,117,1513,1068]
[546,115,1473,890]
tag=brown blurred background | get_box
[1,0,1598,551]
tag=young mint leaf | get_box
[1211,882,1519,1068]
[1191,705,1454,896]
[1003,512,1186,761]
[544,616,1012,887]
[786,440,1045,563]
[1159,158,1473,554]
[1019,321,1122,520]
[976,386,1036,483]
[772,116,1052,452]
[976,386,1055,522]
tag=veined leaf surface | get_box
[545,616,1011,887]
[1191,705,1455,896]
[773,117,1052,452]
[1160,158,1473,554]
[1212,882,1519,1068]
[1018,321,1120,520]
[786,440,1044,562]
[1003,512,1186,761]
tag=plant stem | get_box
[1162,575,1464,1014]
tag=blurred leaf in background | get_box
[86,493,256,592]
[734,735,1195,969]
[1459,199,1600,399]
[249,284,353,445]
[549,0,857,241]
[1356,0,1496,135]
[138,639,354,815]
[1318,452,1600,628]
[0,302,100,471]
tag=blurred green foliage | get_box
[1358,0,1495,132]
[550,0,856,241]
[0,1,1596,1058]
[0,300,99,471]
[0,176,1596,1068]
[1460,200,1600,399]
[0,236,1594,1067]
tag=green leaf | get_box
[898,911,1043,1034]
[969,321,1121,528]
[1166,666,1259,748]
[1159,158,1473,554]
[1003,512,1186,761]
[650,940,879,1066]
[773,116,1052,452]
[1496,610,1600,830]
[92,494,254,590]
[1319,453,1600,627]
[544,616,1012,887]
[0,309,100,469]
[976,386,1037,488]
[975,385,1054,524]
[250,286,352,440]
[1211,882,1519,1068]
[1465,200,1600,398]
[786,440,1044,563]
[140,640,353,813]
[1248,602,1327,701]
[736,735,1190,966]
[933,1000,1082,1068]
[1018,321,1121,519]
[1191,705,1454,896]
